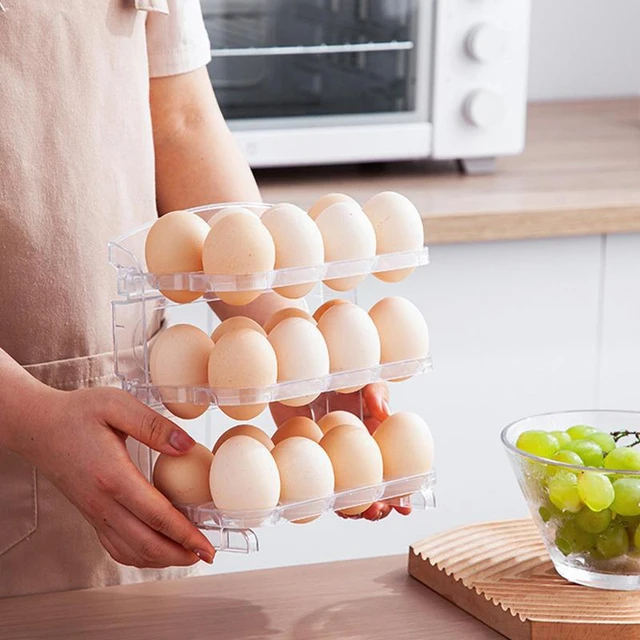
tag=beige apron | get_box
[0,0,198,598]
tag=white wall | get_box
[528,0,640,101]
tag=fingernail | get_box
[382,399,392,417]
[194,549,214,564]
[169,430,195,453]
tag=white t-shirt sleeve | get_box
[146,0,212,78]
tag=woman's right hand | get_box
[10,386,216,569]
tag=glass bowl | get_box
[502,410,640,590]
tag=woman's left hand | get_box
[269,382,411,521]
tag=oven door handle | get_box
[209,41,414,58]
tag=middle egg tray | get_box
[112,295,432,411]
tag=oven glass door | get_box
[203,0,432,129]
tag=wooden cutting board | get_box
[408,519,640,640]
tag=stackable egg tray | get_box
[178,472,436,553]
[107,202,430,300]
[109,199,436,552]
[111,295,432,412]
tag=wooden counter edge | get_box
[423,205,640,245]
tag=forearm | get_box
[150,67,303,324]
[150,67,261,214]
[0,348,55,453]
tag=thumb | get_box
[108,391,196,455]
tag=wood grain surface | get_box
[0,555,504,640]
[409,519,640,640]
[257,99,640,245]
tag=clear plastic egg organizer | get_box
[107,202,430,300]
[108,199,437,552]
[178,472,437,553]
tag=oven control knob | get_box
[466,23,506,63]
[463,90,504,129]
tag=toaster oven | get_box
[203,0,531,173]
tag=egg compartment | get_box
[177,472,436,554]
[111,294,432,412]
[107,202,429,300]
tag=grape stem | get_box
[611,430,640,447]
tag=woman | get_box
[0,0,393,599]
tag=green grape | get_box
[577,472,614,512]
[555,533,572,555]
[545,450,582,479]
[567,425,598,440]
[516,430,559,459]
[576,507,612,534]
[586,432,616,455]
[524,459,550,491]
[538,501,563,523]
[539,506,552,523]
[615,515,640,538]
[547,470,582,513]
[556,520,596,555]
[611,478,640,516]
[604,447,640,471]
[550,431,572,448]
[564,440,604,468]
[596,521,629,559]
[552,450,584,466]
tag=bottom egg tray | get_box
[174,471,436,553]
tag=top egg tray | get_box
[108,202,430,300]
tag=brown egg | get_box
[145,210,210,303]
[373,412,434,478]
[149,324,214,419]
[264,307,316,335]
[261,203,325,299]
[363,192,424,283]
[272,437,335,523]
[208,328,278,420]
[317,303,381,393]
[209,436,281,519]
[308,193,357,221]
[369,297,429,381]
[315,202,377,291]
[211,316,267,342]
[312,298,350,323]
[268,317,330,407]
[212,424,274,454]
[317,411,366,435]
[202,209,276,306]
[272,416,323,445]
[320,426,383,516]
[153,443,213,504]
[208,206,258,228]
